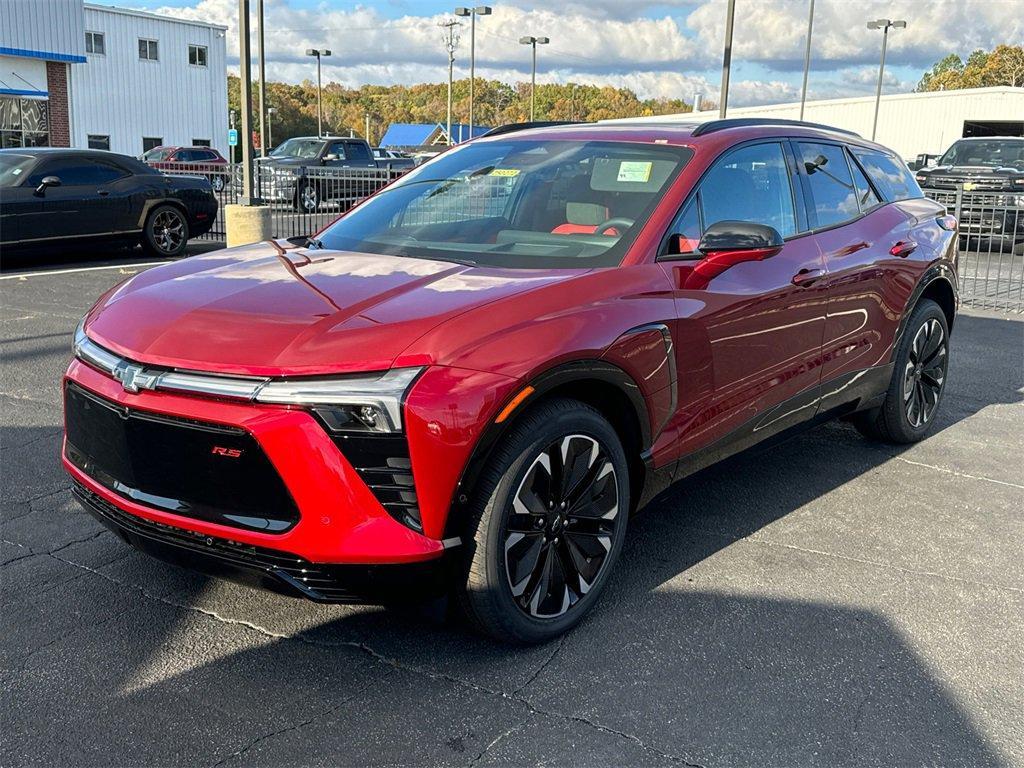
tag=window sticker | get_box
[616,161,652,183]
[489,168,521,177]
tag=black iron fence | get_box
[924,187,1023,313]
[158,161,408,244]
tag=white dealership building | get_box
[612,87,1024,161]
[1,0,228,156]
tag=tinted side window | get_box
[847,150,881,212]
[326,141,347,160]
[27,158,126,186]
[850,148,922,202]
[346,142,372,163]
[798,142,860,228]
[699,142,796,238]
[665,197,701,254]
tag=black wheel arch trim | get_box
[890,264,959,363]
[441,358,651,539]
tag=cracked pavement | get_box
[2,251,1023,767]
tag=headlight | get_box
[255,368,422,433]
[73,317,422,434]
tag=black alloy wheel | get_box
[503,434,619,619]
[903,317,946,429]
[142,205,189,257]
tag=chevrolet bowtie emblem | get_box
[115,362,158,394]
[963,182,977,191]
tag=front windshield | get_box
[939,140,1024,169]
[0,154,36,187]
[316,139,692,268]
[143,148,174,161]
[271,138,323,159]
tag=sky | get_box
[88,0,1024,107]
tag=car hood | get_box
[85,241,581,376]
[920,165,1024,177]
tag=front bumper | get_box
[73,481,448,602]
[63,360,447,570]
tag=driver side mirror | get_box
[322,153,340,163]
[681,221,784,289]
[34,175,61,196]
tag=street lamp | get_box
[455,6,491,140]
[799,0,815,121]
[305,48,331,137]
[267,107,276,150]
[866,18,905,141]
[519,35,548,122]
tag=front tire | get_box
[456,398,629,644]
[854,298,949,443]
[141,204,189,258]
[295,182,319,213]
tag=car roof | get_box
[949,136,1024,142]
[475,119,894,153]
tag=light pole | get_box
[455,6,491,140]
[267,107,276,149]
[305,48,331,137]
[799,0,814,121]
[718,0,735,118]
[519,35,548,122]
[257,0,266,157]
[867,18,905,141]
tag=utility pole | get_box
[257,0,266,157]
[719,0,735,118]
[238,0,256,204]
[799,0,814,121]
[365,112,371,144]
[440,19,461,145]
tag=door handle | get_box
[890,240,917,257]
[97,189,109,197]
[791,267,825,287]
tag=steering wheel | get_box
[594,217,634,235]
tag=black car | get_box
[259,136,414,212]
[916,137,1024,253]
[0,148,218,258]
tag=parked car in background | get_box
[916,136,1024,253]
[63,120,957,643]
[142,145,231,192]
[373,148,412,161]
[260,136,415,212]
[1,148,217,257]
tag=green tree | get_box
[917,45,1024,91]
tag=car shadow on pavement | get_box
[2,313,1020,766]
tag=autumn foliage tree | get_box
[917,44,1024,91]
[228,75,693,149]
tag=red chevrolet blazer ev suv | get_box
[63,119,958,643]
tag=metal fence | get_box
[924,187,1024,313]
[158,161,408,244]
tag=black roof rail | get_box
[483,121,586,137]
[690,118,860,138]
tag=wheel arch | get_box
[891,265,958,363]
[443,359,650,539]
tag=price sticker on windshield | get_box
[489,169,521,177]
[616,161,653,183]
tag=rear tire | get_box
[853,298,949,444]
[456,398,629,644]
[141,204,189,258]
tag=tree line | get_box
[228,75,697,148]
[917,44,1024,91]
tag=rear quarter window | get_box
[850,148,922,202]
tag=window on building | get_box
[0,97,49,148]
[87,135,110,151]
[188,44,208,66]
[138,38,159,61]
[193,138,211,147]
[798,142,859,228]
[85,31,105,55]
[142,137,163,153]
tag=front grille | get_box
[72,482,357,601]
[64,381,299,534]
[311,416,421,532]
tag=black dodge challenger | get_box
[0,148,218,257]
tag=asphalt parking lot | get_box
[2,248,1022,767]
